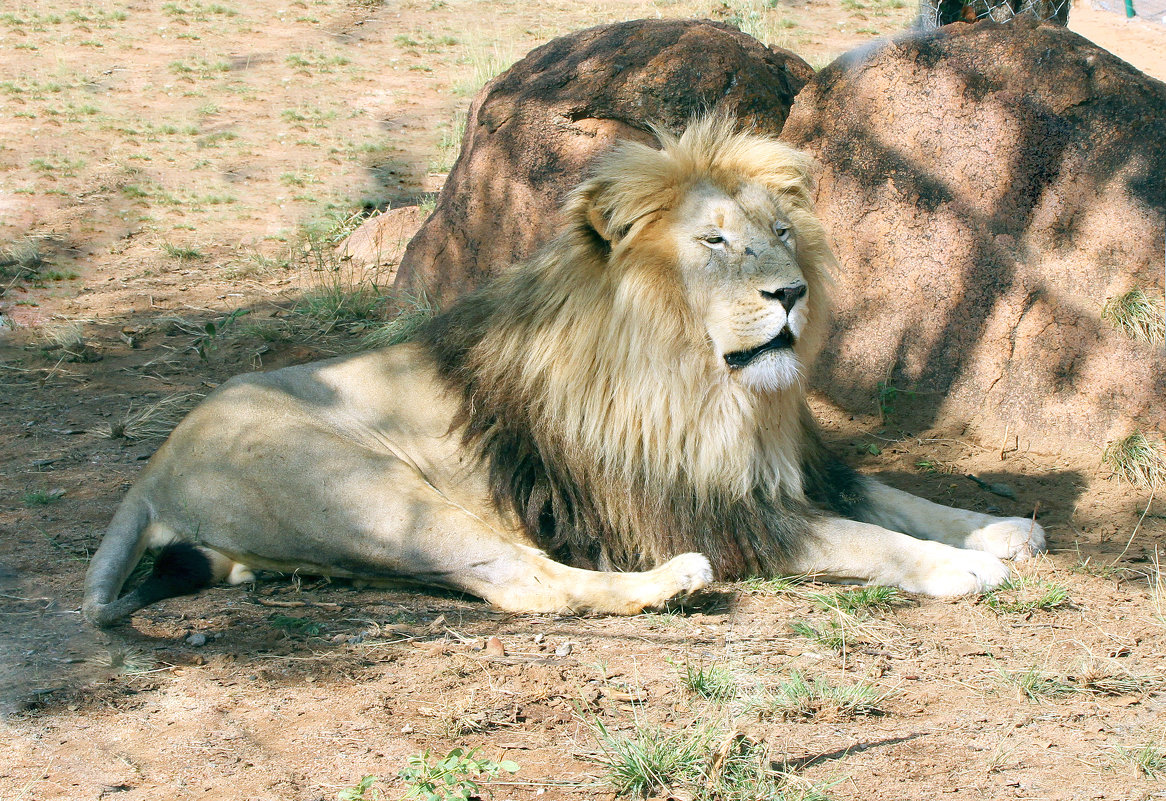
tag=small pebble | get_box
[555,642,573,657]
[533,633,545,645]
[186,633,207,647]
[485,636,506,657]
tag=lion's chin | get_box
[735,349,803,393]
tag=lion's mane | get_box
[420,118,858,579]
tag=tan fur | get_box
[82,117,1044,628]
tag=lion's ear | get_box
[574,179,623,247]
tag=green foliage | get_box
[789,620,849,653]
[594,721,831,800]
[750,670,886,720]
[983,578,1070,614]
[161,242,204,260]
[1111,739,1166,778]
[674,660,737,701]
[997,665,1078,702]
[808,586,902,615]
[192,308,249,360]
[23,489,64,506]
[359,291,436,348]
[337,775,381,801]
[399,747,518,801]
[876,381,914,418]
[270,614,326,637]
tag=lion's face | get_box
[672,180,814,392]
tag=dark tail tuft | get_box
[87,543,215,627]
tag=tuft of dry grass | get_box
[1102,433,1166,488]
[89,392,202,442]
[1102,287,1165,345]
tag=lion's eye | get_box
[699,234,726,250]
[774,221,793,245]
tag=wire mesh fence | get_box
[1092,0,1166,23]
[917,0,1071,28]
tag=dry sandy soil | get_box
[2,1,1165,800]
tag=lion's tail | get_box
[82,491,216,628]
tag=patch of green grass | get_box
[281,107,337,127]
[740,574,810,595]
[808,586,902,615]
[720,0,793,47]
[983,578,1070,614]
[285,52,351,71]
[750,670,887,720]
[1103,433,1166,489]
[790,620,849,653]
[1110,739,1166,779]
[997,665,1078,703]
[23,489,65,507]
[298,278,386,332]
[169,58,231,77]
[30,156,85,176]
[594,721,830,800]
[360,291,436,348]
[453,38,516,97]
[196,130,238,147]
[594,721,718,798]
[1102,288,1165,345]
[430,108,467,173]
[41,270,79,281]
[271,615,326,637]
[399,747,518,801]
[280,171,311,186]
[674,660,737,702]
[161,242,204,260]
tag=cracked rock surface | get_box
[782,17,1166,450]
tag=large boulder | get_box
[781,18,1166,450]
[395,18,813,302]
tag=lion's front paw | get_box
[664,552,714,595]
[965,518,1046,561]
[900,543,1010,597]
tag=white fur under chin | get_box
[737,349,803,392]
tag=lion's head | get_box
[422,116,836,578]
[567,116,833,394]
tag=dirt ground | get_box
[2,1,1165,799]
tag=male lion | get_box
[83,117,1045,627]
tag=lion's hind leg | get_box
[788,517,1011,597]
[856,480,1046,561]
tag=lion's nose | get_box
[760,283,807,313]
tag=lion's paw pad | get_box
[967,518,1046,561]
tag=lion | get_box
[83,117,1045,627]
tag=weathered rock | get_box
[782,18,1166,449]
[395,18,813,302]
[336,205,427,274]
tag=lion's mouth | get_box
[723,328,795,370]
